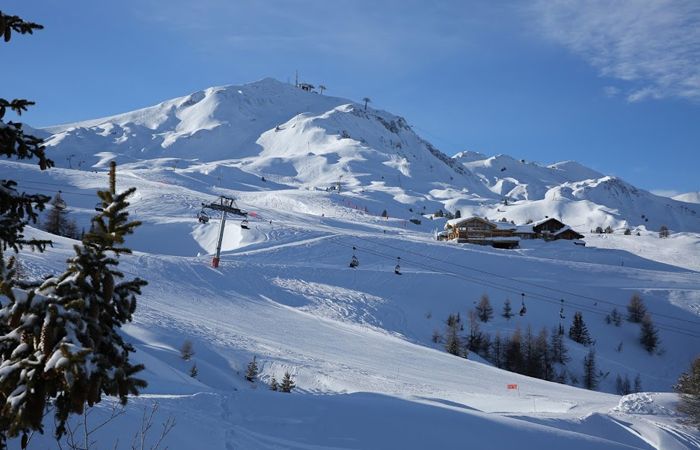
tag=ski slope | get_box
[4,157,700,449]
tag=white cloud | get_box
[532,0,700,102]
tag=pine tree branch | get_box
[0,12,44,42]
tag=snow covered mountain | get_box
[39,78,700,234]
[2,78,700,449]
[453,151,700,233]
[42,78,491,202]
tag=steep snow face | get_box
[453,154,700,232]
[41,78,492,207]
[43,78,350,163]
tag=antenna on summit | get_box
[295,70,299,88]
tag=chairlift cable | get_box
[325,238,700,339]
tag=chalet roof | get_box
[553,225,571,235]
[466,236,521,242]
[445,216,516,231]
[515,225,536,234]
[554,226,584,238]
[493,221,517,231]
[531,217,565,228]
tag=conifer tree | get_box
[0,187,147,444]
[674,356,700,430]
[615,374,624,395]
[444,318,461,356]
[634,373,643,393]
[610,308,622,326]
[568,312,592,346]
[639,314,659,354]
[270,376,279,391]
[536,328,553,381]
[549,326,570,364]
[502,298,513,320]
[582,348,598,390]
[245,356,259,382]
[522,326,536,377]
[43,191,77,238]
[280,372,295,393]
[190,363,198,378]
[466,310,484,354]
[503,328,523,373]
[615,374,633,395]
[475,294,493,322]
[478,333,491,360]
[0,12,52,258]
[492,333,503,368]
[1,13,148,447]
[627,293,647,323]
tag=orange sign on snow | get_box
[507,384,518,390]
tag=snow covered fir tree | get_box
[0,11,147,447]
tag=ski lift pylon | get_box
[519,292,527,316]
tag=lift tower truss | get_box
[201,196,247,268]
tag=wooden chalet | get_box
[515,217,584,241]
[444,217,520,249]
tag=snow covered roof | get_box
[554,225,572,235]
[530,217,564,227]
[445,216,515,230]
[515,225,536,233]
[493,221,516,231]
[466,236,521,242]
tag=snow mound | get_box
[612,393,677,416]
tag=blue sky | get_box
[5,1,699,194]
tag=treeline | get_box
[436,293,657,392]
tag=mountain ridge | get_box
[35,77,700,232]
